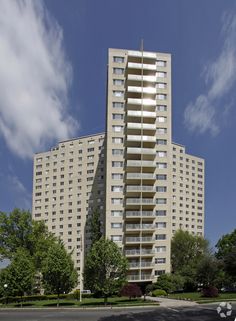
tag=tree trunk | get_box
[57,293,59,308]
[104,296,108,305]
[20,295,23,308]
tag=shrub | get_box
[152,289,167,297]
[145,284,156,295]
[154,274,184,293]
[202,286,219,298]
[120,283,142,300]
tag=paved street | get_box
[0,304,235,321]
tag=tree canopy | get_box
[84,238,128,302]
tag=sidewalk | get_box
[145,296,198,308]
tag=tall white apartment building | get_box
[105,48,204,282]
[32,47,204,286]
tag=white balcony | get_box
[128,74,156,82]
[127,98,156,106]
[126,160,155,167]
[126,185,154,192]
[125,211,154,217]
[127,135,156,143]
[126,147,156,155]
[127,274,153,281]
[128,50,156,59]
[127,86,156,94]
[125,249,154,256]
[126,224,155,230]
[126,198,155,205]
[127,110,156,118]
[127,122,156,130]
[129,262,154,268]
[127,62,156,71]
[126,237,155,243]
[126,173,155,180]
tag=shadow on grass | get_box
[42,302,76,307]
[13,303,34,307]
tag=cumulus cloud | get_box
[184,12,236,136]
[7,174,31,209]
[0,0,78,158]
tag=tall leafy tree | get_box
[196,256,223,288]
[84,238,128,304]
[216,229,236,282]
[0,209,56,269]
[171,230,209,290]
[1,248,35,305]
[42,242,78,306]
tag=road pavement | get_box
[0,303,235,321]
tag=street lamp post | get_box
[3,284,8,306]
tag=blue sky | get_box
[0,0,236,248]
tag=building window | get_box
[156,60,166,67]
[155,246,166,253]
[156,174,167,180]
[156,222,167,228]
[111,235,122,242]
[156,94,167,100]
[156,186,167,192]
[156,210,166,216]
[112,149,123,155]
[155,270,166,276]
[157,151,167,158]
[157,116,167,123]
[112,125,123,132]
[156,105,167,112]
[111,198,123,205]
[112,113,124,120]
[112,161,123,167]
[156,162,167,169]
[156,83,167,89]
[111,186,123,192]
[113,102,124,109]
[155,258,166,264]
[156,198,167,204]
[113,79,124,86]
[112,173,123,179]
[111,223,122,229]
[113,56,124,63]
[157,72,166,78]
[111,210,123,217]
[113,68,124,75]
[155,234,166,240]
[156,128,167,134]
[112,137,123,144]
[157,139,167,145]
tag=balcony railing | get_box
[128,50,156,59]
[126,237,154,243]
[127,98,156,106]
[126,198,154,205]
[127,122,156,130]
[126,185,154,192]
[126,173,155,180]
[127,147,156,155]
[126,224,155,230]
[127,62,156,71]
[125,249,154,255]
[127,111,156,119]
[127,135,156,143]
[126,160,155,167]
[125,211,154,217]
[127,274,153,281]
[127,86,156,94]
[127,74,156,82]
[129,262,154,268]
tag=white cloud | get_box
[7,174,31,209]
[184,12,236,136]
[0,0,78,158]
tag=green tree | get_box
[215,229,236,282]
[84,238,128,304]
[154,273,185,293]
[215,229,236,259]
[88,208,102,245]
[42,242,78,306]
[171,230,209,291]
[0,209,56,268]
[1,248,35,305]
[196,256,222,288]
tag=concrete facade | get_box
[32,47,204,286]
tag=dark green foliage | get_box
[202,286,219,298]
[0,248,35,298]
[151,289,167,297]
[120,283,142,300]
[154,273,185,293]
[42,242,78,300]
[84,238,128,302]
[196,256,222,288]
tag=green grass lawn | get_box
[167,292,236,303]
[0,297,159,308]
